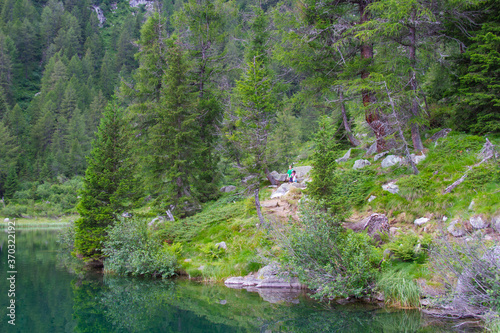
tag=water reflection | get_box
[0,229,481,332]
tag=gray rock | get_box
[468,200,475,210]
[448,219,465,237]
[429,128,452,142]
[442,216,448,222]
[336,149,352,163]
[382,181,399,194]
[408,153,426,164]
[242,278,261,287]
[270,171,288,182]
[256,277,302,289]
[121,212,132,218]
[353,159,371,169]
[492,215,500,233]
[368,195,376,203]
[257,262,280,279]
[215,241,227,250]
[224,277,245,286]
[364,142,377,156]
[345,213,389,243]
[389,227,400,236]
[148,216,166,229]
[241,174,257,184]
[184,259,192,263]
[4,218,9,223]
[271,183,292,199]
[381,155,402,168]
[220,185,236,193]
[414,217,430,226]
[219,300,227,305]
[374,151,389,161]
[469,215,489,229]
[293,166,312,178]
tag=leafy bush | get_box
[103,218,177,278]
[276,204,381,299]
[386,232,432,262]
[199,242,225,260]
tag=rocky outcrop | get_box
[293,166,312,178]
[414,217,429,226]
[382,181,399,194]
[225,263,304,290]
[492,215,500,233]
[90,5,106,26]
[381,155,402,168]
[270,171,288,182]
[336,148,351,163]
[353,159,371,169]
[345,213,389,243]
[448,219,465,237]
[469,215,489,229]
[429,128,451,142]
[374,151,388,161]
[270,183,305,199]
[220,185,236,193]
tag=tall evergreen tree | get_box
[73,98,134,262]
[149,37,201,217]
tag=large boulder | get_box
[270,171,288,182]
[414,217,430,226]
[345,213,389,243]
[492,215,500,233]
[293,166,312,178]
[448,219,465,237]
[364,142,378,156]
[382,181,399,194]
[336,149,352,163]
[271,183,292,199]
[353,159,371,169]
[381,155,402,168]
[469,215,489,229]
[220,185,236,193]
[374,151,388,161]
[429,128,452,142]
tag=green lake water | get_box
[0,229,481,332]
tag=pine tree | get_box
[73,98,134,262]
[149,37,201,217]
[4,165,18,202]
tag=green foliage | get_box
[377,270,421,308]
[386,232,432,262]
[397,175,434,201]
[103,217,177,278]
[278,204,381,298]
[199,242,226,260]
[74,99,136,261]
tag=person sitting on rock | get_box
[287,165,294,183]
[292,170,297,183]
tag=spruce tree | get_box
[73,98,133,262]
[149,37,201,217]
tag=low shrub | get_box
[386,232,432,262]
[103,218,177,278]
[276,204,381,299]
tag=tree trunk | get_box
[360,0,389,153]
[340,90,361,147]
[254,188,266,226]
[408,12,424,152]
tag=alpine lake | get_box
[0,228,482,332]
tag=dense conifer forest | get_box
[0,0,498,211]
